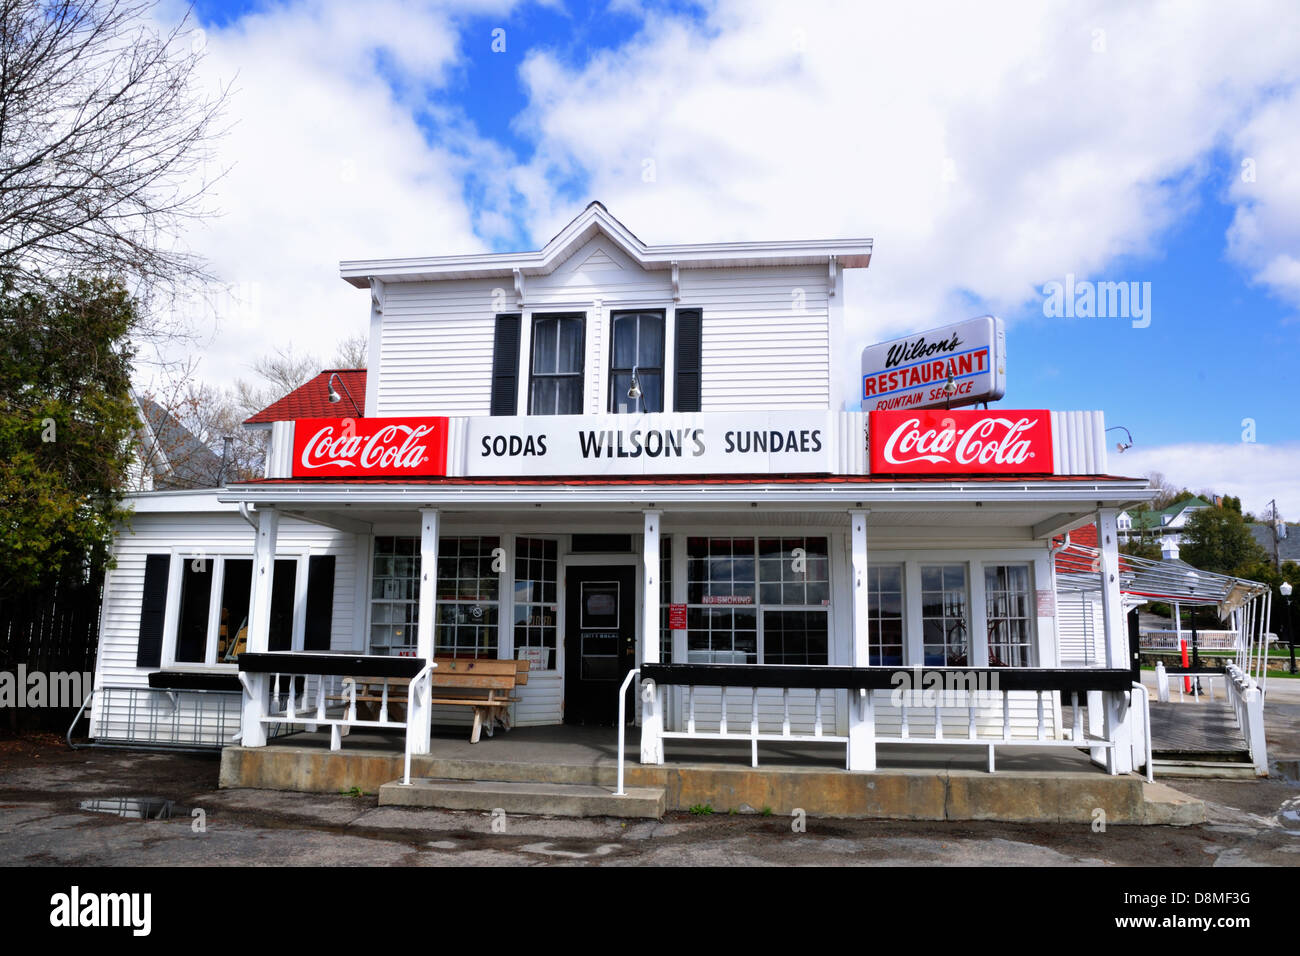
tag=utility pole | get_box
[1268,498,1282,571]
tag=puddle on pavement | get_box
[79,797,176,820]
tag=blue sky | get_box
[166,0,1300,511]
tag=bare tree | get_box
[0,0,230,313]
[332,332,368,369]
[232,343,319,420]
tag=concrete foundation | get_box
[219,726,1205,825]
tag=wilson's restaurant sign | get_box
[868,409,1053,475]
[860,316,1006,412]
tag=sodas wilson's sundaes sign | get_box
[292,417,449,478]
[860,316,1006,412]
[868,409,1053,475]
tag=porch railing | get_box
[638,664,1142,775]
[1224,662,1268,776]
[238,652,430,753]
[1140,628,1239,651]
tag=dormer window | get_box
[609,310,664,413]
[529,314,585,415]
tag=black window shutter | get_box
[674,308,702,412]
[304,555,336,651]
[135,554,170,668]
[490,314,522,415]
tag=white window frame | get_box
[979,560,1038,668]
[161,550,307,671]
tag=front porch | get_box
[218,723,1200,824]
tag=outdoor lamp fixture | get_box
[1106,425,1134,453]
[327,372,362,417]
[1281,580,1295,675]
[627,365,642,402]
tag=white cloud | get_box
[1118,442,1300,519]
[144,0,520,389]
[1227,84,1300,310]
[508,0,1300,407]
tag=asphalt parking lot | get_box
[3,701,1300,867]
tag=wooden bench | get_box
[339,657,530,743]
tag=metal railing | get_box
[89,685,243,749]
[614,667,640,797]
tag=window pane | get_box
[532,318,557,373]
[638,314,663,366]
[636,372,662,414]
[176,560,213,663]
[556,317,582,373]
[612,314,638,368]
[555,376,581,414]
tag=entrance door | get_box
[564,565,637,726]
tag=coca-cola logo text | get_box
[292,417,449,478]
[869,409,1053,475]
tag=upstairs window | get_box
[609,310,664,413]
[529,314,584,415]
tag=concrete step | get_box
[377,777,666,818]
[408,756,616,788]
[1141,780,1207,826]
[1152,758,1259,780]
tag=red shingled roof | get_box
[244,369,366,425]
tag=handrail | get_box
[66,689,94,750]
[614,667,640,796]
[402,661,435,787]
[1132,682,1153,784]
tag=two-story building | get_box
[89,203,1177,814]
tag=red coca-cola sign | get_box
[292,417,449,478]
[869,409,1053,474]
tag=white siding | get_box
[525,237,671,307]
[367,242,833,419]
[683,266,831,411]
[90,510,358,741]
[375,277,501,416]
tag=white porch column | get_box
[640,509,664,764]
[410,508,439,755]
[847,509,876,771]
[240,507,279,748]
[1096,508,1133,773]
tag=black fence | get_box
[0,576,103,732]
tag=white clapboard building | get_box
[91,202,1171,784]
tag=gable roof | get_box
[339,201,873,287]
[134,393,223,489]
[243,369,366,426]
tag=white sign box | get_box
[464,412,836,477]
[860,315,1006,412]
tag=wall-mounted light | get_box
[1106,425,1134,453]
[627,365,642,402]
[327,372,363,417]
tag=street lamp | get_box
[1282,580,1295,675]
